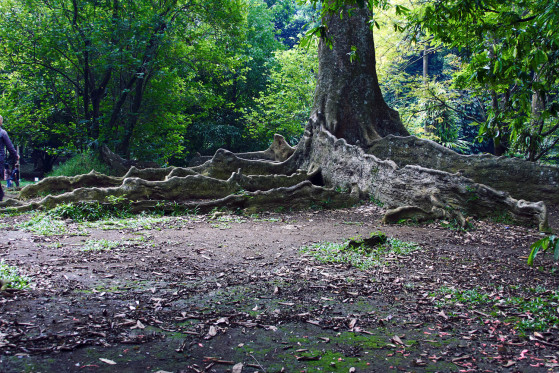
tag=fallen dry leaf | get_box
[232,362,243,373]
[99,358,116,365]
[391,335,404,345]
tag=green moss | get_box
[332,332,388,349]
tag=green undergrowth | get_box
[432,286,559,333]
[17,213,71,235]
[48,150,115,177]
[17,210,178,235]
[301,233,420,270]
[44,197,199,224]
[83,214,173,230]
[0,260,32,290]
[48,197,132,221]
[80,239,120,252]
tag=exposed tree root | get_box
[188,134,295,166]
[7,129,552,231]
[19,171,123,199]
[368,135,559,205]
[293,115,549,230]
[127,181,357,214]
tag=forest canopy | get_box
[0,0,557,174]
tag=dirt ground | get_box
[0,201,558,373]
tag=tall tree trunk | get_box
[422,40,432,134]
[527,90,545,161]
[423,43,429,85]
[311,5,408,147]
[487,42,509,156]
[120,73,149,158]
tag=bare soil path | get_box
[0,203,558,372]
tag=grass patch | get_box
[301,233,420,270]
[83,214,171,230]
[48,198,132,222]
[432,286,559,333]
[0,260,32,290]
[17,213,68,235]
[488,211,516,225]
[506,294,559,332]
[81,239,120,252]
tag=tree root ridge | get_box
[10,131,552,231]
[117,181,357,215]
[299,115,549,230]
[188,134,295,166]
[368,135,559,205]
[19,170,123,199]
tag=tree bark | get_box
[311,5,408,147]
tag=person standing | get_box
[0,115,19,201]
[4,164,10,188]
[11,163,20,188]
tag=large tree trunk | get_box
[311,5,408,147]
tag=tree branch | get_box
[541,123,559,137]
[534,137,559,161]
[11,58,81,93]
[425,86,484,123]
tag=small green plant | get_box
[528,235,559,266]
[432,286,559,333]
[81,239,120,252]
[48,199,132,221]
[301,234,420,270]
[506,292,559,332]
[171,204,198,216]
[84,214,170,230]
[489,211,515,225]
[234,188,250,196]
[0,260,31,290]
[396,217,419,226]
[369,195,384,207]
[18,213,68,235]
[335,186,350,193]
[465,185,479,202]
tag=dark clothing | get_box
[0,128,17,166]
[0,128,17,201]
[10,168,19,187]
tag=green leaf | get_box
[527,244,540,266]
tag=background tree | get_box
[183,0,284,156]
[242,47,317,146]
[0,0,247,169]
[407,0,559,161]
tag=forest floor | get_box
[0,196,558,373]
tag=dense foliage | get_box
[408,0,559,161]
[0,0,557,173]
